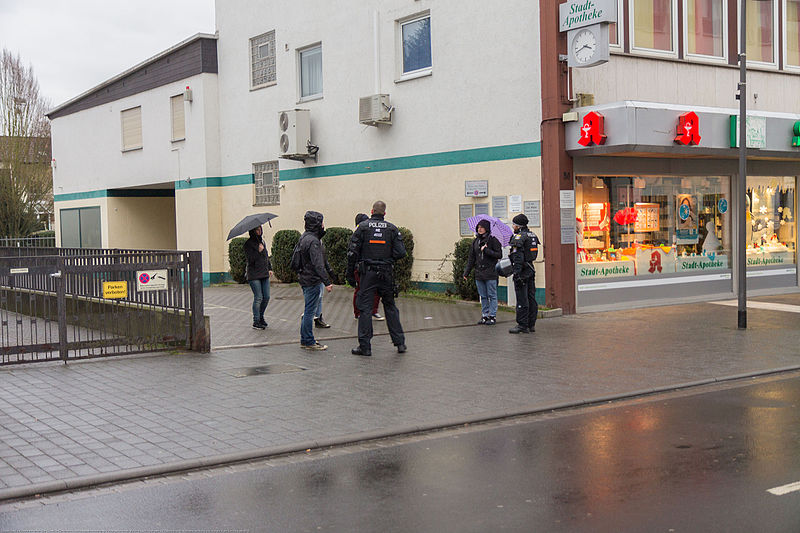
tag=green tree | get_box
[0,49,52,238]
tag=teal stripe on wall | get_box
[55,188,176,202]
[175,174,253,190]
[281,142,542,181]
[53,143,540,201]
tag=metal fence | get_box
[0,247,208,365]
[0,236,57,248]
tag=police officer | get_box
[346,200,407,356]
[509,213,540,334]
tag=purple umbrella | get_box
[465,214,514,247]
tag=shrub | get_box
[394,226,415,292]
[228,237,248,283]
[321,227,353,284]
[271,229,301,283]
[452,238,479,300]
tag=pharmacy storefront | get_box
[566,102,799,311]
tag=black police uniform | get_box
[509,225,540,333]
[347,214,407,354]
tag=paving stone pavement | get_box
[0,285,799,500]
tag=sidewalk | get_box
[0,284,799,501]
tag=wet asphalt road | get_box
[2,374,800,532]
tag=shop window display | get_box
[576,176,732,280]
[746,177,796,267]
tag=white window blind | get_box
[121,106,142,151]
[300,45,323,98]
[170,95,185,141]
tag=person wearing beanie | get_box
[352,213,382,321]
[463,219,502,325]
[508,213,540,334]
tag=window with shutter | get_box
[171,95,185,141]
[121,106,142,151]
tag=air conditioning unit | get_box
[359,94,392,126]
[278,109,312,159]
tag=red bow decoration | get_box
[613,207,638,225]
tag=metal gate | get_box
[0,248,207,365]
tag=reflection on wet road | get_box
[3,374,800,532]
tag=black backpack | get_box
[290,240,303,273]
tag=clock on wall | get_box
[567,23,609,68]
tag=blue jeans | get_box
[475,278,498,317]
[248,278,270,323]
[315,283,324,317]
[301,284,322,346]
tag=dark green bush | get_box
[228,237,248,283]
[452,238,479,300]
[271,229,301,283]
[394,226,414,292]
[321,227,353,284]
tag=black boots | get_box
[314,315,331,328]
[352,346,372,356]
[508,325,530,334]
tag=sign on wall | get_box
[465,180,489,198]
[459,204,474,236]
[729,115,767,148]
[560,190,576,245]
[524,200,541,227]
[475,203,490,216]
[509,195,522,213]
[559,0,617,32]
[492,196,508,221]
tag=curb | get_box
[3,364,799,502]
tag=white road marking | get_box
[710,300,800,314]
[767,481,800,496]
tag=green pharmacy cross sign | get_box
[793,121,800,148]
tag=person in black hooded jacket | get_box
[463,219,502,325]
[297,211,332,351]
[244,225,273,329]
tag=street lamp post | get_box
[737,0,748,329]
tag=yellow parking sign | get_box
[102,281,128,299]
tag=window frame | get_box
[253,161,280,207]
[609,0,625,50]
[783,0,800,71]
[250,30,277,90]
[396,11,433,82]
[629,0,680,58]
[682,0,729,63]
[170,94,185,143]
[120,106,143,152]
[297,42,323,102]
[737,0,779,68]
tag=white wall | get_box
[51,72,220,194]
[572,54,800,113]
[215,0,542,177]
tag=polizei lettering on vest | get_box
[368,222,388,228]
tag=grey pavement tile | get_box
[1,475,30,487]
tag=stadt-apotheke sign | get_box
[559,0,617,32]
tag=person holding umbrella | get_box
[244,225,273,329]
[463,219,503,325]
[227,212,278,330]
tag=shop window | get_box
[631,0,677,54]
[746,177,796,267]
[575,176,731,280]
[253,161,280,206]
[744,0,777,64]
[685,0,726,59]
[786,0,800,68]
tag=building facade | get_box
[542,0,800,312]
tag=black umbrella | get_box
[227,212,278,240]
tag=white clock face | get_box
[573,29,597,64]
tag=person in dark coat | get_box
[463,219,503,325]
[508,214,540,334]
[297,211,333,351]
[346,201,407,356]
[352,213,382,321]
[244,225,273,329]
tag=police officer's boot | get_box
[314,315,331,328]
[508,325,530,334]
[352,346,371,356]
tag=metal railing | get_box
[0,247,208,365]
[0,236,57,248]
